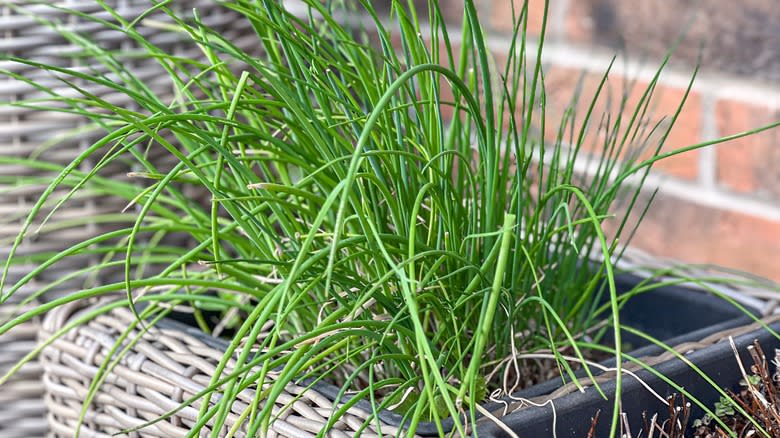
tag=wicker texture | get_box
[1,285,48,438]
[1,1,247,266]
[1,2,253,437]
[614,247,776,314]
[39,299,412,438]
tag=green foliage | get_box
[693,394,747,428]
[1,0,779,436]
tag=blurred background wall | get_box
[375,0,780,281]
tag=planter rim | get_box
[479,315,780,436]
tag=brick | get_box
[539,65,701,180]
[490,0,548,36]
[614,192,780,282]
[715,100,780,198]
[563,0,780,80]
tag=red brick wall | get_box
[377,1,780,281]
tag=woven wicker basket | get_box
[35,249,779,438]
[0,2,252,436]
[39,298,412,438]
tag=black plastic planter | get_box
[318,273,765,437]
[474,285,775,437]
[163,273,769,437]
[478,319,780,437]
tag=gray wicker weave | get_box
[607,247,776,314]
[39,299,413,438]
[1,284,49,438]
[1,2,253,436]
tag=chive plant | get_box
[1,0,779,436]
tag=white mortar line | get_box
[698,94,717,188]
[646,176,780,221]
[549,0,571,41]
